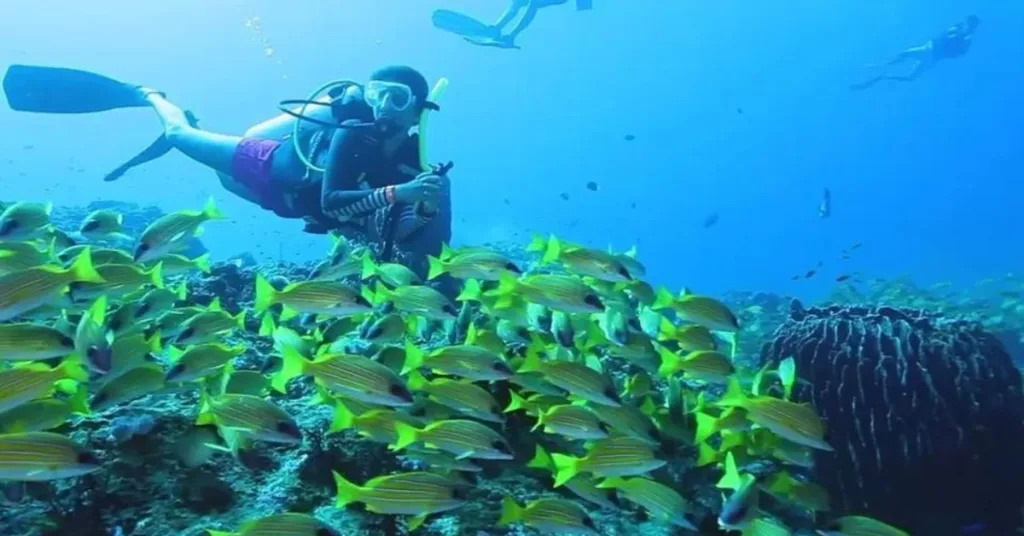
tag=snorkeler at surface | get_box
[432,0,592,49]
[851,16,980,91]
[1,63,455,288]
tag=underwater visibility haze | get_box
[0,1,1022,535]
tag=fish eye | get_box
[597,421,610,434]
[584,294,604,309]
[178,328,194,341]
[492,440,510,453]
[135,305,150,318]
[618,267,632,280]
[82,220,98,231]
[389,383,413,402]
[366,324,383,339]
[59,335,75,348]
[627,317,641,332]
[442,304,458,316]
[136,243,150,253]
[582,516,597,529]
[505,262,522,273]
[356,294,372,308]
[276,421,301,438]
[90,392,108,406]
[603,386,621,403]
[491,361,511,373]
[315,529,338,536]
[0,220,18,235]
[86,346,99,360]
[451,486,468,501]
[516,327,530,340]
[77,450,100,465]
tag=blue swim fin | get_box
[2,64,148,114]
[431,9,500,41]
[104,111,200,182]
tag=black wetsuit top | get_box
[932,24,973,59]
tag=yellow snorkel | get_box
[418,77,449,172]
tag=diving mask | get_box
[365,80,416,113]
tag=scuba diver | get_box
[851,15,981,91]
[432,0,592,49]
[1,64,455,290]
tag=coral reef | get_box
[761,301,1024,534]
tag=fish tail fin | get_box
[439,242,455,260]
[696,441,719,467]
[551,453,579,487]
[526,444,553,471]
[332,470,363,508]
[715,452,745,490]
[596,476,627,489]
[491,273,519,298]
[656,344,681,379]
[652,287,675,311]
[67,248,104,283]
[530,411,544,432]
[233,310,246,329]
[258,314,277,337]
[694,411,720,444]
[360,254,377,280]
[253,274,278,314]
[497,497,526,526]
[66,382,92,415]
[400,340,425,376]
[204,530,238,536]
[717,377,747,408]
[526,233,547,253]
[456,278,482,302]
[371,281,393,307]
[202,196,224,220]
[540,234,561,264]
[329,400,355,434]
[390,421,420,452]
[192,253,211,273]
[195,391,216,426]
[148,262,165,288]
[58,359,89,383]
[426,255,446,280]
[504,390,527,413]
[271,344,309,393]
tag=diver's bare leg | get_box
[879,60,931,82]
[493,0,528,32]
[144,92,241,176]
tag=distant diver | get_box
[851,16,980,91]
[1,64,456,292]
[432,0,592,49]
[819,188,831,218]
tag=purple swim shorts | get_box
[231,138,282,202]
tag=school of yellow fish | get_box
[0,198,911,536]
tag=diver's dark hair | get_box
[967,15,980,28]
[369,65,436,111]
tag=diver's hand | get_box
[395,173,444,204]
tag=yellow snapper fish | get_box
[532,404,609,440]
[273,342,414,407]
[165,343,245,383]
[58,246,135,266]
[427,245,522,281]
[391,419,514,460]
[196,392,302,453]
[519,342,621,407]
[147,252,211,276]
[528,448,622,511]
[0,240,54,274]
[597,476,698,530]
[0,360,88,414]
[658,319,719,351]
[717,452,762,530]
[203,513,339,536]
[653,289,740,333]
[77,209,131,241]
[73,295,114,374]
[406,371,503,423]
[0,388,91,433]
[71,262,163,301]
[134,196,223,263]
[0,323,76,361]
[172,306,246,346]
[816,516,909,536]
[309,248,366,281]
[0,248,104,322]
[488,273,606,314]
[329,401,422,444]
[716,378,833,451]
[133,283,187,321]
[551,436,666,487]
[0,431,101,481]
[254,274,371,320]
[657,347,735,383]
[0,201,52,240]
[401,340,513,382]
[333,470,467,529]
[498,497,599,535]
[90,363,167,411]
[361,255,421,287]
[372,282,458,321]
[362,313,409,343]
[530,234,633,282]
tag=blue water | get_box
[1,0,1021,301]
